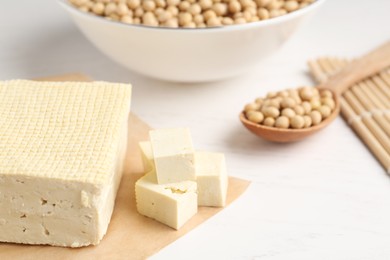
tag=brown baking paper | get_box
[0,74,250,259]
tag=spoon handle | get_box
[321,40,390,96]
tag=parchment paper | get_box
[0,74,251,260]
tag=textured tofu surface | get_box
[150,128,195,184]
[135,172,197,230]
[195,152,228,207]
[0,80,132,247]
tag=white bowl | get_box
[59,0,325,82]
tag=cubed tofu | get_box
[149,128,195,184]
[135,172,197,230]
[138,141,155,173]
[195,152,228,207]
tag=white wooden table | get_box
[1,0,390,259]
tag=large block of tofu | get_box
[135,172,197,230]
[195,152,228,207]
[0,80,132,247]
[149,128,196,184]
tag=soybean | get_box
[243,86,336,129]
[70,0,315,28]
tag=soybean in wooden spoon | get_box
[240,41,390,142]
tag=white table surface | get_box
[2,0,390,259]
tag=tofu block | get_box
[0,80,132,247]
[135,172,197,230]
[195,152,228,207]
[138,141,155,172]
[149,128,195,184]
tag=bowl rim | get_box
[58,0,326,33]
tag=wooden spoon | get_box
[240,41,390,142]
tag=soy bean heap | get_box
[243,87,336,129]
[69,0,315,28]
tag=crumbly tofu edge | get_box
[135,172,198,230]
[0,102,130,247]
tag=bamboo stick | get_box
[378,71,390,106]
[340,99,390,173]
[331,55,390,136]
[308,57,390,173]
[339,62,390,123]
[317,58,336,78]
[326,58,390,136]
[364,79,390,109]
[380,71,390,120]
[354,82,390,137]
[380,71,390,86]
[372,75,390,102]
[364,77,390,124]
[344,89,390,154]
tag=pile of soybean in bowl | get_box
[69,0,315,28]
[243,87,336,129]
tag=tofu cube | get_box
[135,172,198,230]
[150,128,195,184]
[138,141,155,172]
[195,152,228,207]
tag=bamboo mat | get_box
[308,58,390,174]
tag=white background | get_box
[1,0,390,259]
